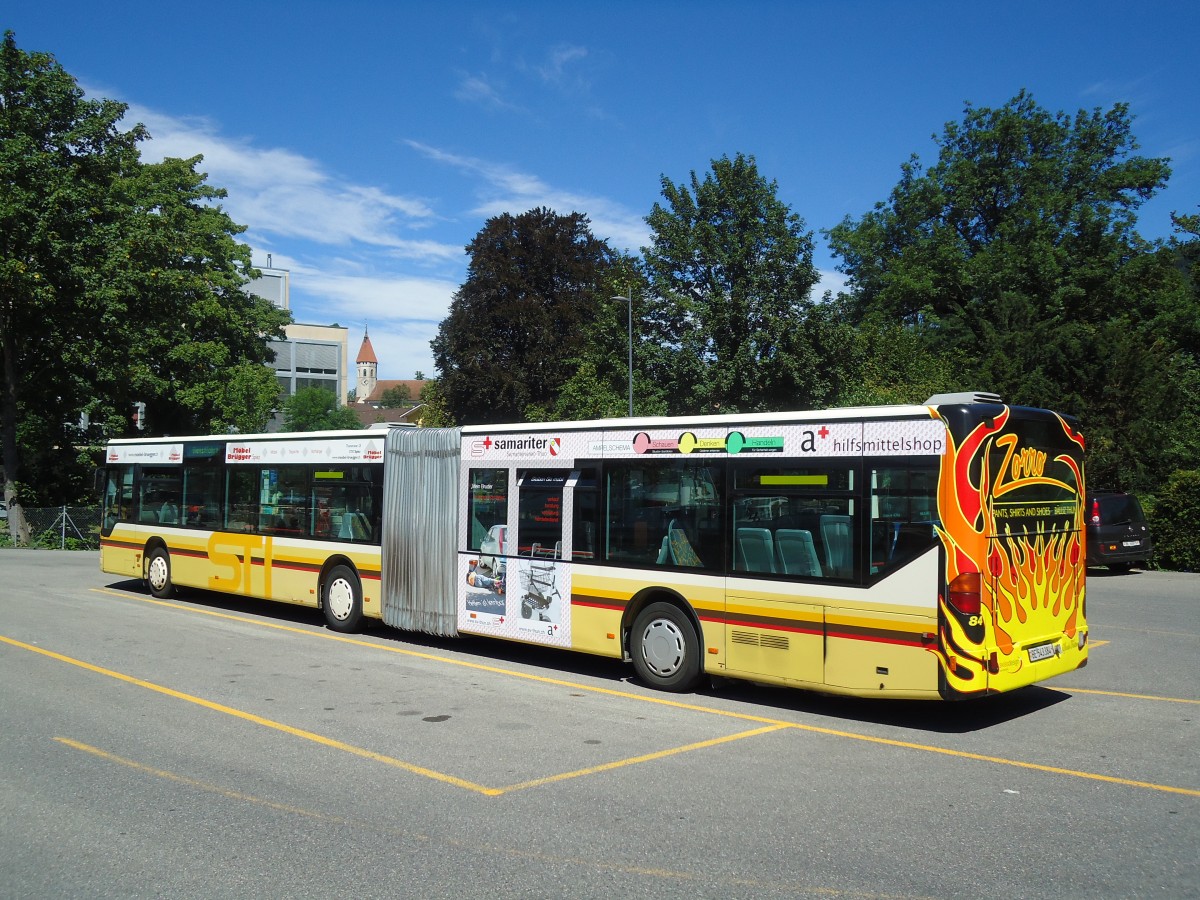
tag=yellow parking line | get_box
[2,634,499,797]
[53,737,934,899]
[1061,687,1200,705]
[55,737,352,820]
[87,587,787,726]
[495,725,789,795]
[778,720,1200,797]
[9,632,781,797]
[75,587,1200,799]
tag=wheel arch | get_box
[142,534,169,560]
[621,585,704,664]
[318,554,360,609]
[141,536,169,580]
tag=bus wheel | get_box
[322,565,363,632]
[631,601,701,692]
[145,547,174,599]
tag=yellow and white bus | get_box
[100,392,1088,699]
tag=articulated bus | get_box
[99,392,1088,699]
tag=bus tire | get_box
[323,565,363,632]
[631,601,702,692]
[145,547,174,599]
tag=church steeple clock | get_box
[355,327,378,402]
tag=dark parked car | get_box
[1086,491,1153,571]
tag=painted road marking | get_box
[18,587,1198,799]
[6,633,775,797]
[54,737,934,899]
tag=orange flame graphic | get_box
[933,410,1086,696]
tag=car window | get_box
[1092,494,1145,525]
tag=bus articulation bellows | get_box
[99,393,1088,700]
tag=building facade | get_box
[245,264,350,431]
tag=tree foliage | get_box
[415,378,454,427]
[826,91,1196,491]
[282,387,362,432]
[378,384,412,407]
[0,31,287,535]
[1146,469,1200,572]
[531,252,672,421]
[642,153,821,414]
[431,207,618,424]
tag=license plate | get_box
[1027,643,1056,663]
[1122,540,1141,548]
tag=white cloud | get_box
[279,261,456,380]
[97,94,650,379]
[292,267,456,325]
[815,268,848,298]
[536,44,589,85]
[128,103,442,252]
[454,72,520,111]
[407,140,649,252]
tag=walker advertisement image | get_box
[459,547,572,647]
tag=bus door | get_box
[511,469,572,644]
[725,463,832,685]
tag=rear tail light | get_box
[947,572,982,616]
[1090,499,1101,524]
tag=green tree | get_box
[415,378,454,427]
[803,294,968,407]
[282,387,361,432]
[826,91,1188,491]
[1146,469,1200,572]
[431,207,618,424]
[0,32,287,540]
[642,153,821,414]
[113,155,289,437]
[378,383,411,406]
[528,253,672,422]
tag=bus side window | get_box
[469,467,509,558]
[869,464,938,576]
[139,467,182,526]
[102,466,133,535]
[225,468,258,533]
[260,465,307,535]
[571,467,598,561]
[182,463,222,529]
[605,461,721,569]
[517,470,566,558]
[730,463,856,581]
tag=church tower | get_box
[355,328,378,402]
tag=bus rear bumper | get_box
[991,631,1089,692]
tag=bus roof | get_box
[105,428,382,446]
[460,402,941,435]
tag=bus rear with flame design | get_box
[931,398,1087,698]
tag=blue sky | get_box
[7,1,1198,379]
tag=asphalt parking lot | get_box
[1,550,1196,899]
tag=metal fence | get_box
[0,506,102,550]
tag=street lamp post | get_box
[612,290,633,416]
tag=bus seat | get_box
[735,527,776,574]
[666,520,703,567]
[775,529,822,577]
[139,510,158,524]
[820,514,853,578]
[340,512,371,541]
